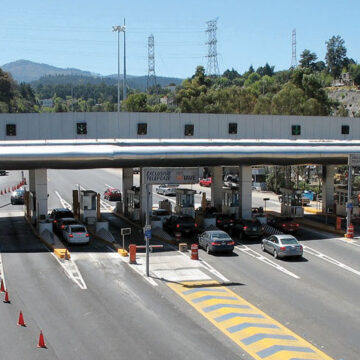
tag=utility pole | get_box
[112,25,125,112]
[123,18,127,101]
[206,18,220,76]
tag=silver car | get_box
[63,224,90,245]
[261,234,303,259]
[155,184,178,196]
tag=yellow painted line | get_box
[303,207,322,214]
[168,281,333,360]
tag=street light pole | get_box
[123,18,127,101]
[112,25,125,112]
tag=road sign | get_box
[349,154,360,166]
[346,202,353,209]
[145,229,152,239]
[142,167,200,185]
[121,227,131,236]
[263,198,270,201]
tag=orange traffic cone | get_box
[17,311,26,326]
[0,279,4,292]
[37,331,47,348]
[3,290,10,303]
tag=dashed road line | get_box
[168,280,334,360]
[336,237,360,248]
[235,245,300,279]
[303,245,360,277]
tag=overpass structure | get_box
[0,112,358,224]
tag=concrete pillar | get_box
[322,165,335,213]
[122,168,133,214]
[140,168,152,224]
[211,166,223,210]
[238,166,252,219]
[29,169,48,222]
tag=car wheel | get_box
[261,243,265,252]
[273,249,278,259]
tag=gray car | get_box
[261,234,303,259]
[198,230,235,254]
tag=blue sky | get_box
[1,0,359,78]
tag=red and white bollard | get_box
[346,223,354,238]
[191,244,198,260]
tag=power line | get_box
[205,18,220,76]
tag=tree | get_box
[223,68,241,81]
[122,93,149,112]
[325,35,347,78]
[256,63,275,77]
[299,49,318,70]
[271,83,305,115]
[349,64,360,86]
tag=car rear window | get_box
[179,216,194,223]
[56,211,73,218]
[211,233,230,240]
[281,238,298,245]
[71,226,86,233]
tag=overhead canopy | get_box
[0,139,358,169]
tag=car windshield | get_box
[280,238,298,245]
[71,226,86,233]
[211,232,230,240]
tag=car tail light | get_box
[211,242,219,246]
[299,245,303,250]
[282,223,286,227]
[86,233,89,237]
[61,225,65,229]
[194,223,198,228]
[228,241,235,245]
[69,234,73,238]
[53,220,57,224]
[243,226,248,230]
[280,246,286,251]
[217,219,222,223]
[176,224,180,228]
[230,219,234,223]
[296,223,300,227]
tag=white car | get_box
[63,224,90,244]
[155,184,178,196]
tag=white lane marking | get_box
[54,190,72,210]
[105,183,114,188]
[100,199,115,212]
[176,249,230,282]
[0,253,6,290]
[117,254,158,286]
[235,245,301,279]
[336,237,360,248]
[51,253,87,290]
[303,245,360,277]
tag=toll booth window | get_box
[76,122,87,135]
[137,123,147,135]
[341,125,350,135]
[6,124,16,136]
[291,125,301,136]
[185,124,194,136]
[228,123,237,134]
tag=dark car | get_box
[49,208,74,231]
[215,214,235,232]
[198,230,234,254]
[104,188,122,201]
[234,218,264,240]
[268,217,300,234]
[164,215,198,234]
[11,188,25,205]
[57,217,79,234]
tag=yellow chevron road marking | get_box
[168,281,333,360]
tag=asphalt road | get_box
[1,169,359,359]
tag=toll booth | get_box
[222,188,240,218]
[279,188,304,217]
[175,188,196,218]
[79,190,97,224]
[127,186,140,221]
[334,185,360,217]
